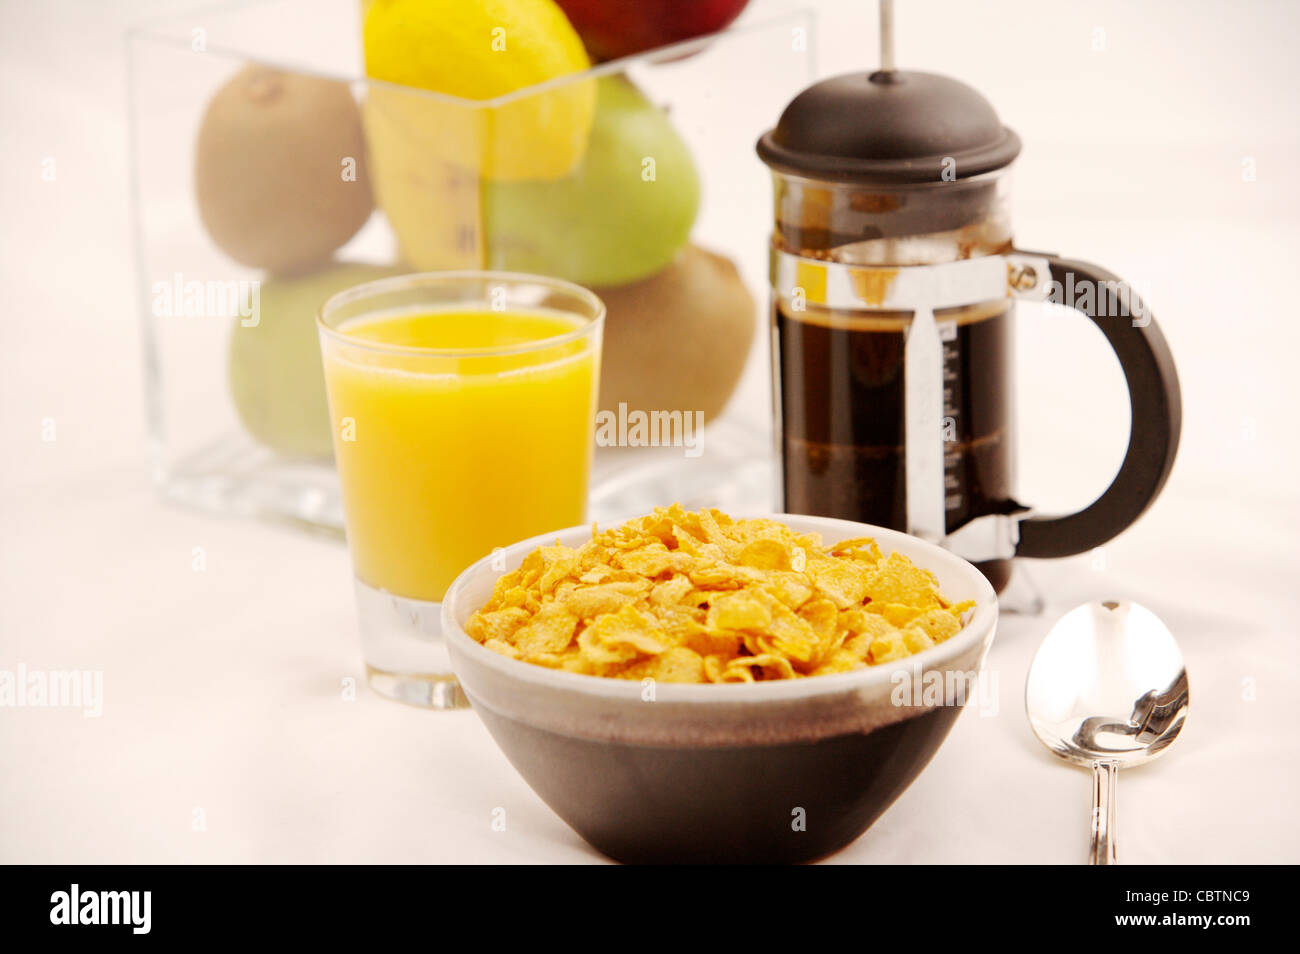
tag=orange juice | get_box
[321,307,600,601]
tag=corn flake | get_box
[465,506,973,683]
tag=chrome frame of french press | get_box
[768,245,1052,563]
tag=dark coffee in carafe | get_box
[776,298,1014,591]
[768,169,1020,592]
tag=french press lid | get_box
[756,2,1020,184]
[756,70,1020,185]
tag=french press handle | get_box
[1015,256,1182,559]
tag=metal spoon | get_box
[1025,600,1188,864]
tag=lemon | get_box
[363,0,595,182]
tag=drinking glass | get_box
[318,272,604,707]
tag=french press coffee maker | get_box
[756,5,1180,594]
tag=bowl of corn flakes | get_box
[442,506,998,863]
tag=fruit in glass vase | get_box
[484,76,700,287]
[363,0,595,182]
[362,98,485,271]
[554,0,751,61]
[195,66,374,273]
[596,244,755,423]
[228,262,407,458]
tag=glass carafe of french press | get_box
[756,29,1180,594]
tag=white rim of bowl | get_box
[441,513,999,704]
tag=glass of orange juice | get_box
[318,272,604,708]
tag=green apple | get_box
[483,76,700,287]
[228,262,406,458]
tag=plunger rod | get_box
[880,0,895,73]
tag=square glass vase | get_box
[127,0,815,531]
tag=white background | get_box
[1,0,1298,862]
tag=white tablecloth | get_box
[2,0,1297,863]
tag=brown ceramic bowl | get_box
[442,514,998,863]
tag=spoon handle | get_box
[1090,760,1118,864]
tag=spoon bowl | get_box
[1026,600,1188,863]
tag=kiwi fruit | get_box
[595,244,756,423]
[196,66,374,274]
